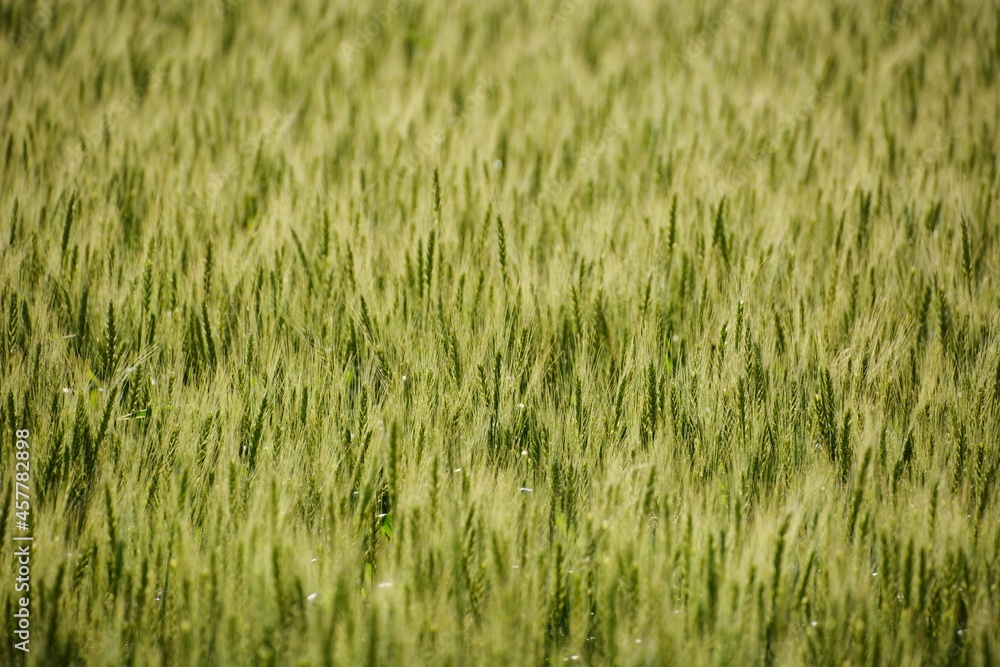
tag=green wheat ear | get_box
[101,301,118,382]
[712,196,729,268]
[433,167,442,223]
[496,211,508,286]
[61,190,77,260]
[960,215,973,289]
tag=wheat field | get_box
[1,0,999,665]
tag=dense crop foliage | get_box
[1,0,999,664]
